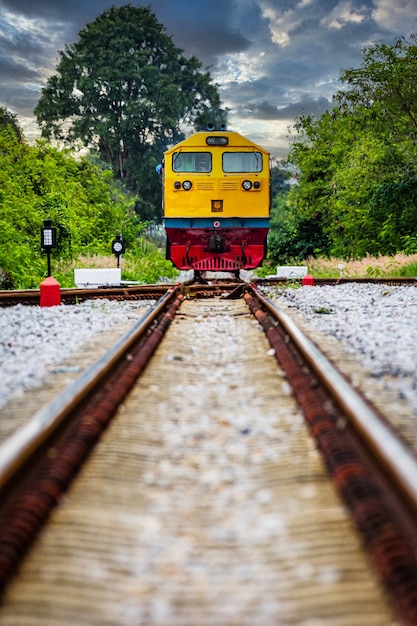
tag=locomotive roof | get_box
[164,131,270,155]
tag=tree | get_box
[285,36,417,259]
[336,36,417,167]
[368,176,417,254]
[0,105,23,141]
[34,4,224,216]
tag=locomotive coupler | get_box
[208,234,225,253]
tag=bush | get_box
[0,129,146,288]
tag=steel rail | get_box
[0,282,240,306]
[252,285,417,517]
[0,286,180,492]
[254,277,417,286]
[0,284,172,307]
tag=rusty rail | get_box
[0,287,183,593]
[245,284,417,626]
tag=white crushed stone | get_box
[0,300,151,410]
[2,283,417,418]
[264,282,417,414]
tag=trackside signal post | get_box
[40,219,60,307]
[40,219,57,277]
[111,234,125,267]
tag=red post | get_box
[40,276,61,307]
[302,274,315,286]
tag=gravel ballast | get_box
[0,295,398,626]
[0,300,151,410]
[1,283,417,417]
[0,285,411,625]
[265,282,417,415]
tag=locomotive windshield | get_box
[173,152,212,173]
[222,152,263,173]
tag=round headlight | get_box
[174,181,181,189]
[253,181,261,189]
[242,180,252,190]
[182,180,192,190]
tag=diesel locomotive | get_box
[161,128,270,278]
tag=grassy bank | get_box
[49,252,417,287]
[51,242,178,288]
[306,254,417,278]
[258,254,417,279]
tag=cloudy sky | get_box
[0,0,416,158]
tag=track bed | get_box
[0,297,397,625]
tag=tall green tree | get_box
[34,4,224,218]
[285,36,417,259]
[335,36,417,170]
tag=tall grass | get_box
[53,251,417,286]
[257,253,417,279]
[306,254,417,278]
[52,240,178,287]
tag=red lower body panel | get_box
[165,226,268,271]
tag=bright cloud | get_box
[372,0,417,34]
[215,52,267,85]
[259,2,305,47]
[0,9,65,45]
[320,1,367,30]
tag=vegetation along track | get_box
[1,283,417,623]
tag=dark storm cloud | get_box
[0,0,253,63]
[279,97,333,119]
[144,0,253,62]
[0,52,39,81]
[239,96,332,121]
[0,0,416,154]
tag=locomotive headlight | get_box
[242,180,252,190]
[174,181,181,189]
[182,180,192,190]
[206,136,228,146]
[253,181,261,189]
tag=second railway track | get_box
[1,284,416,624]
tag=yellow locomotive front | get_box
[162,130,270,275]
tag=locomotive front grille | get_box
[196,182,215,190]
[194,257,242,270]
[220,181,239,190]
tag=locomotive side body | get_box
[162,130,270,273]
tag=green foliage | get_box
[0,125,142,288]
[0,105,23,140]
[398,259,417,276]
[368,177,417,254]
[336,37,417,159]
[267,169,329,264]
[127,238,178,284]
[34,4,225,221]
[283,36,417,260]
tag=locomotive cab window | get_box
[222,151,263,173]
[172,152,212,173]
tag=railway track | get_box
[0,284,170,307]
[0,283,416,624]
[0,275,415,308]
